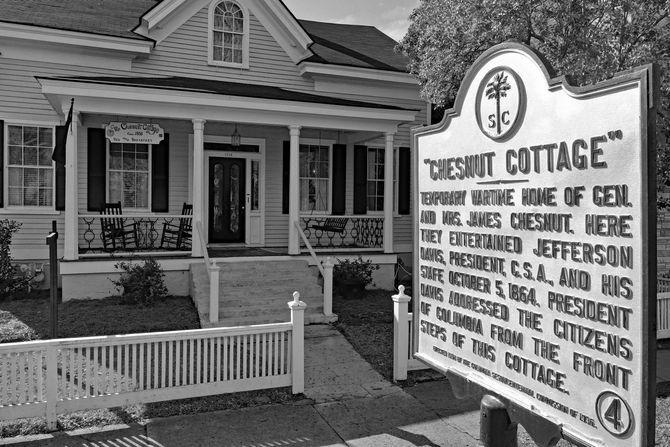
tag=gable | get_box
[132,3,313,90]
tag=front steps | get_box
[190,259,337,328]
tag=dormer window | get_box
[209,0,249,68]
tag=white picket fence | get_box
[0,295,307,430]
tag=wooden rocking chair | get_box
[160,203,193,250]
[100,201,138,251]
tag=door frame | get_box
[190,135,266,246]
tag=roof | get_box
[38,76,414,110]
[0,1,409,72]
[0,0,157,40]
[298,20,409,72]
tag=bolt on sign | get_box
[412,42,657,447]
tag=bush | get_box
[334,256,379,294]
[112,258,168,305]
[0,220,30,299]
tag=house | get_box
[0,0,425,315]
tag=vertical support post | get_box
[288,125,301,255]
[392,285,411,381]
[45,344,58,431]
[46,221,58,339]
[383,132,395,254]
[208,261,220,324]
[288,291,306,393]
[63,109,79,260]
[322,257,333,316]
[480,395,518,447]
[192,119,206,257]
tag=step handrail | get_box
[194,220,220,323]
[295,221,324,276]
[295,221,333,317]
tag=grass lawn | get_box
[331,289,670,447]
[0,292,299,439]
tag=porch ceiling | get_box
[38,76,419,132]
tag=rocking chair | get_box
[100,201,137,251]
[160,203,193,250]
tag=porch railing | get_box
[299,215,384,250]
[78,214,192,255]
[0,300,306,431]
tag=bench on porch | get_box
[308,217,349,234]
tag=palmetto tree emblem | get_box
[485,71,512,135]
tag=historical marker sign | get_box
[413,43,656,446]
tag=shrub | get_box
[334,256,379,294]
[112,258,168,305]
[0,220,29,299]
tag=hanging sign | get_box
[105,122,164,144]
[412,42,656,447]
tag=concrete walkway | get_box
[1,325,483,447]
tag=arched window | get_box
[209,0,248,67]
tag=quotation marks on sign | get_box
[607,130,624,141]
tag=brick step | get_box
[219,277,322,289]
[219,260,314,273]
[215,310,333,327]
[219,286,323,300]
[220,304,324,319]
[220,291,322,304]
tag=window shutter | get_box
[332,144,346,215]
[152,133,169,212]
[0,121,4,208]
[353,145,367,215]
[398,147,410,215]
[87,128,106,211]
[282,141,289,214]
[55,162,65,210]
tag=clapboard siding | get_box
[133,7,313,90]
[0,58,131,120]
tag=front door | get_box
[209,157,246,243]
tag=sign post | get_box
[46,220,59,339]
[412,42,657,446]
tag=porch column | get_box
[192,119,206,258]
[383,132,395,253]
[63,109,79,260]
[288,125,301,255]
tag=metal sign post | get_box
[412,42,657,446]
[46,220,58,339]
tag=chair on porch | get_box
[100,202,138,251]
[308,217,348,235]
[160,203,193,250]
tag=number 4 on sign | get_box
[596,391,632,437]
[604,399,622,431]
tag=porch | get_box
[38,76,417,266]
[75,214,387,256]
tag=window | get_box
[210,1,248,67]
[366,147,399,213]
[367,148,385,212]
[6,124,54,207]
[108,143,150,209]
[299,143,330,212]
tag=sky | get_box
[281,0,420,42]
